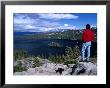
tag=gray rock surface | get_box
[14,58,97,75]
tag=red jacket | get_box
[82,29,94,42]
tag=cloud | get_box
[14,13,77,32]
[14,23,76,32]
[58,24,76,30]
[64,24,69,27]
[38,13,78,20]
[91,25,97,28]
[14,13,40,24]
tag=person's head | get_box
[86,24,91,29]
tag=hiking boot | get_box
[87,60,90,62]
[79,59,84,62]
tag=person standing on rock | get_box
[81,24,94,62]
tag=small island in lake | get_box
[48,42,62,48]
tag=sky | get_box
[14,13,97,32]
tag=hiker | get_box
[81,24,94,62]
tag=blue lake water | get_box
[14,39,97,58]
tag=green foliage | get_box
[14,66,27,72]
[65,46,74,60]
[48,54,64,63]
[63,46,80,65]
[64,59,76,65]
[55,55,64,63]
[32,57,42,67]
[72,45,80,59]
[65,46,73,56]
[65,45,80,60]
[48,54,56,62]
[48,46,80,64]
[14,49,29,61]
[14,46,81,68]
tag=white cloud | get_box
[38,13,78,20]
[24,25,37,29]
[14,13,77,32]
[58,24,76,30]
[91,25,97,28]
[64,24,69,27]
[14,23,76,32]
[14,16,36,24]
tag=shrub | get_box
[65,46,73,56]
[65,46,80,59]
[32,57,42,67]
[48,54,64,63]
[48,54,56,63]
[14,66,27,72]
[47,46,80,64]
[63,46,80,65]
[14,49,29,61]
[72,45,80,59]
[64,59,78,65]
[64,60,75,65]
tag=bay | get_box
[14,39,97,58]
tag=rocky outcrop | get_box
[70,62,97,75]
[14,58,97,75]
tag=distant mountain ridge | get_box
[14,28,97,41]
[14,27,96,35]
[14,32,44,35]
[14,28,82,35]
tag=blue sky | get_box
[14,13,97,32]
